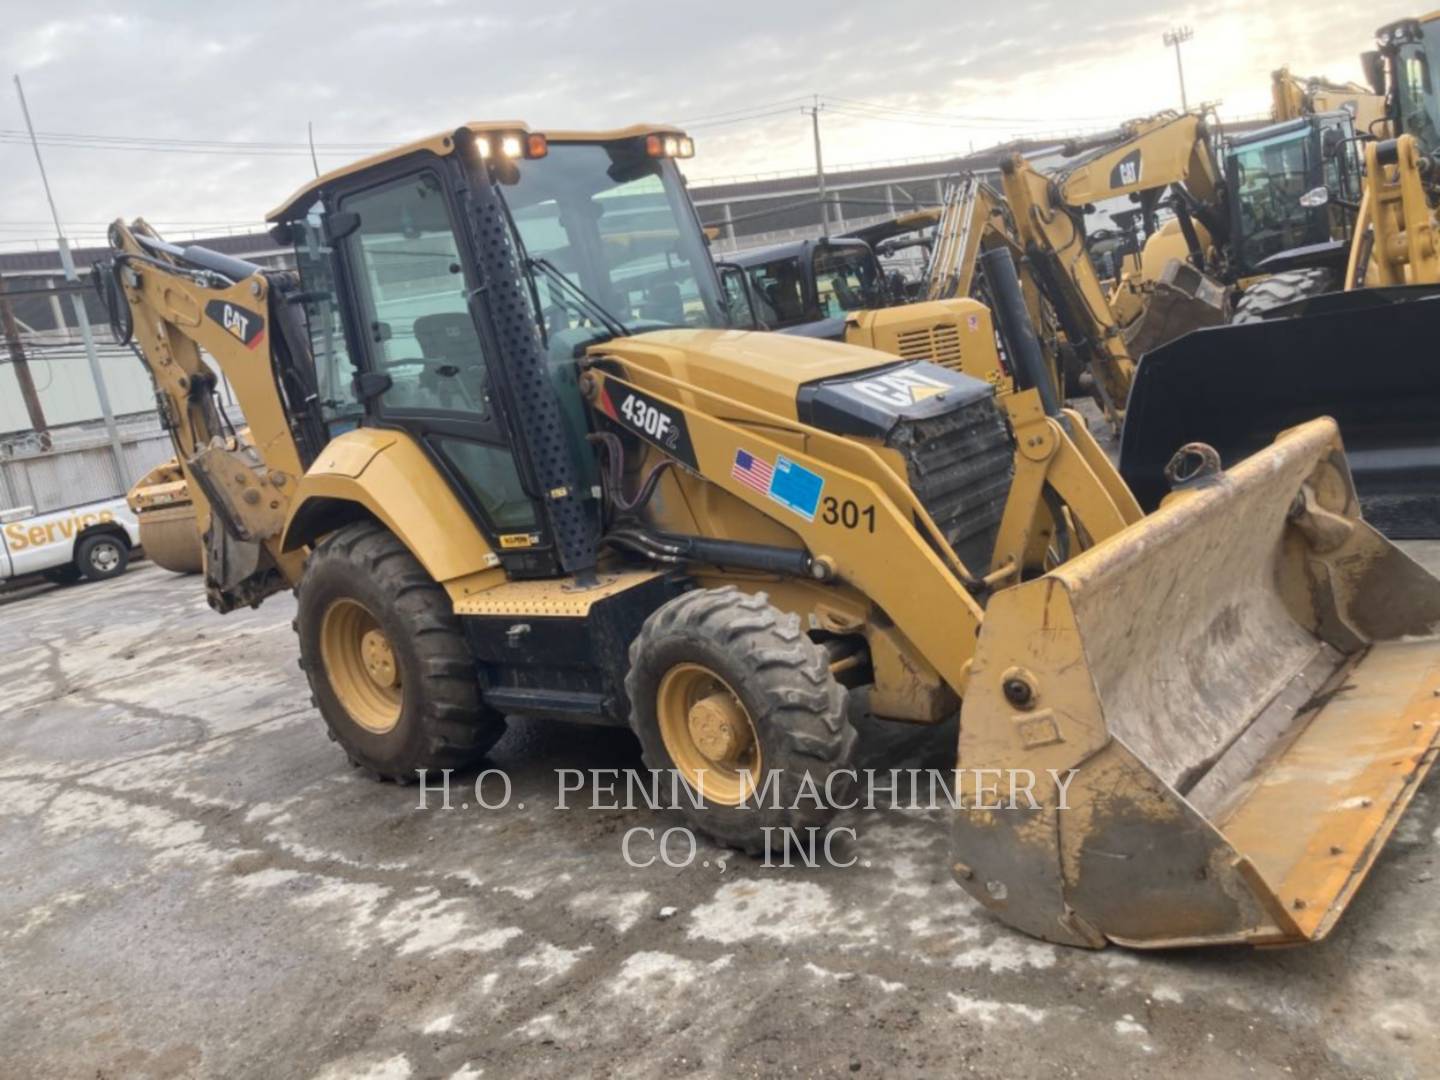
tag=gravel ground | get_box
[1,537,1438,1079]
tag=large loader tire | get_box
[624,586,856,855]
[1230,268,1337,324]
[295,521,504,781]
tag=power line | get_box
[821,94,1129,126]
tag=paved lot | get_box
[2,553,1438,1080]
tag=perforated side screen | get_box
[463,161,599,579]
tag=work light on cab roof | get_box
[645,132,694,158]
[472,128,548,160]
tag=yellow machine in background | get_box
[1120,15,1440,538]
[1001,96,1372,419]
[126,458,203,574]
[1271,65,1388,134]
[103,120,1440,949]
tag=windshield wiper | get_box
[527,257,629,340]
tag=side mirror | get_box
[1361,50,1386,97]
[716,263,765,330]
[1299,187,1330,208]
[322,210,361,243]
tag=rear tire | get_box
[76,532,130,582]
[624,586,855,854]
[1230,268,1337,324]
[295,521,505,781]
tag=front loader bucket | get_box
[954,418,1440,948]
[1119,290,1440,538]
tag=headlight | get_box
[500,135,523,158]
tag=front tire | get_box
[625,586,856,854]
[76,533,130,582]
[295,521,505,781]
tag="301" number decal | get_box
[822,497,875,532]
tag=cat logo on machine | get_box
[596,382,698,469]
[1109,149,1143,189]
[204,300,266,349]
[852,369,949,408]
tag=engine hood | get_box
[590,328,895,421]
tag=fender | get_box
[281,428,498,583]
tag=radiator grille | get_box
[886,389,1013,574]
[894,323,963,371]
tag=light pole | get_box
[1163,26,1194,112]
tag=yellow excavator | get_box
[1121,14,1440,538]
[102,120,1440,949]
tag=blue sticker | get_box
[767,455,824,522]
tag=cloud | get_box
[0,0,1415,243]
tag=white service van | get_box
[1,498,142,586]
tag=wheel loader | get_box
[1121,14,1440,538]
[102,120,1440,949]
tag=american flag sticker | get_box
[731,448,774,495]
[732,449,825,523]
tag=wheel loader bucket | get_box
[1119,289,1440,538]
[954,417,1440,948]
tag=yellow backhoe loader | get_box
[1121,15,1440,538]
[725,175,1062,399]
[101,120,1440,949]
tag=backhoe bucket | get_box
[954,418,1440,948]
[1119,290,1440,537]
[1120,258,1228,358]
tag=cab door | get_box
[328,161,555,570]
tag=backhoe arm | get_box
[103,220,312,610]
[999,155,1136,422]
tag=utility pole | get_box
[804,96,829,238]
[14,75,127,481]
[0,277,51,451]
[1163,26,1194,112]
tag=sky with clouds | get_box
[0,0,1416,250]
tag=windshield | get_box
[812,245,884,315]
[1397,24,1440,155]
[1227,125,1325,271]
[498,142,727,339]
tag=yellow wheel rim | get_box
[656,663,761,806]
[320,598,402,735]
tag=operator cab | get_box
[1222,110,1361,275]
[728,238,893,338]
[267,123,724,580]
